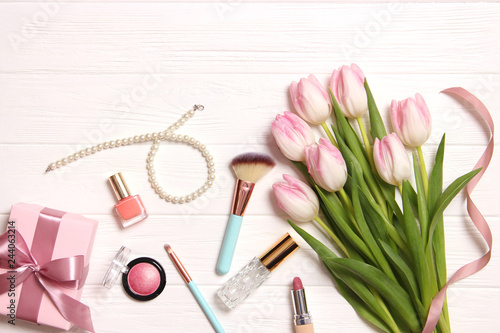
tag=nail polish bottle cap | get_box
[103,246,131,288]
[109,172,132,201]
[259,233,299,272]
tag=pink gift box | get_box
[0,202,98,331]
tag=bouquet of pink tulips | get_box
[271,65,481,333]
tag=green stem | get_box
[321,122,339,148]
[369,286,402,333]
[338,188,354,215]
[314,216,349,257]
[416,146,429,200]
[356,117,374,169]
[336,190,362,235]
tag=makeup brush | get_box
[216,152,276,275]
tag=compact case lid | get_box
[103,246,131,288]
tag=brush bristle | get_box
[231,153,276,183]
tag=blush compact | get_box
[103,246,166,301]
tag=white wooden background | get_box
[1,1,499,332]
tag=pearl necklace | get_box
[45,105,215,204]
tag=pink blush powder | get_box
[127,262,161,296]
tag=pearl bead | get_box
[203,185,208,191]
[209,168,215,174]
[146,134,152,140]
[152,144,159,150]
[192,192,198,198]
[172,197,179,203]
[104,142,110,149]
[209,174,215,180]
[140,135,146,142]
[97,144,103,151]
[197,189,204,195]
[207,180,213,186]
[147,163,154,169]
[206,155,213,161]
[150,175,156,181]
[165,132,172,138]
[186,195,192,202]
[166,195,172,202]
[158,132,165,139]
[189,138,195,144]
[208,161,215,167]
[152,132,158,139]
[194,141,200,147]
[202,150,210,157]
[160,191,166,198]
[91,146,97,153]
[149,169,156,175]
[49,163,56,170]
[68,156,74,162]
[73,153,80,160]
[188,110,195,116]
[62,158,68,165]
[79,150,87,157]
[179,197,185,204]
[200,145,206,150]
[115,139,122,146]
[109,140,116,147]
[183,135,189,142]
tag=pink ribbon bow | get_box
[422,88,494,332]
[0,227,95,332]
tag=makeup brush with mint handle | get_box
[217,153,275,275]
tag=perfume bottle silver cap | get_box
[259,233,299,272]
[109,172,132,201]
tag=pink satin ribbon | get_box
[422,88,494,332]
[0,209,95,332]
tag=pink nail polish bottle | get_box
[109,172,148,227]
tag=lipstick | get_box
[291,277,314,333]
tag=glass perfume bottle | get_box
[217,233,299,309]
[109,172,148,227]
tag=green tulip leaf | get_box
[428,135,447,289]
[328,266,392,333]
[316,186,376,264]
[412,153,429,241]
[426,167,481,247]
[401,181,433,309]
[352,172,396,280]
[365,79,388,141]
[379,241,427,326]
[325,257,421,333]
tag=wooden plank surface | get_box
[0,2,499,332]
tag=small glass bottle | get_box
[109,172,148,227]
[217,233,299,309]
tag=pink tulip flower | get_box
[373,133,411,186]
[272,174,319,222]
[290,74,331,124]
[390,93,432,148]
[304,138,347,192]
[329,64,368,119]
[272,112,316,161]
